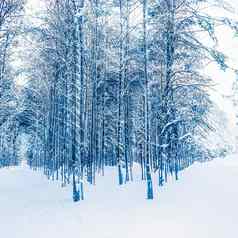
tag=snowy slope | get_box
[0,156,238,238]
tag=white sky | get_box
[25,0,45,13]
[204,0,238,131]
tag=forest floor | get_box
[0,155,238,238]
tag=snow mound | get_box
[0,155,238,238]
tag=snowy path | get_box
[0,156,238,238]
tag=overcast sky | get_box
[205,0,238,130]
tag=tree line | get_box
[0,0,237,201]
[0,0,25,168]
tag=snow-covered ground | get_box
[0,156,238,238]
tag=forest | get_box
[0,0,237,202]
